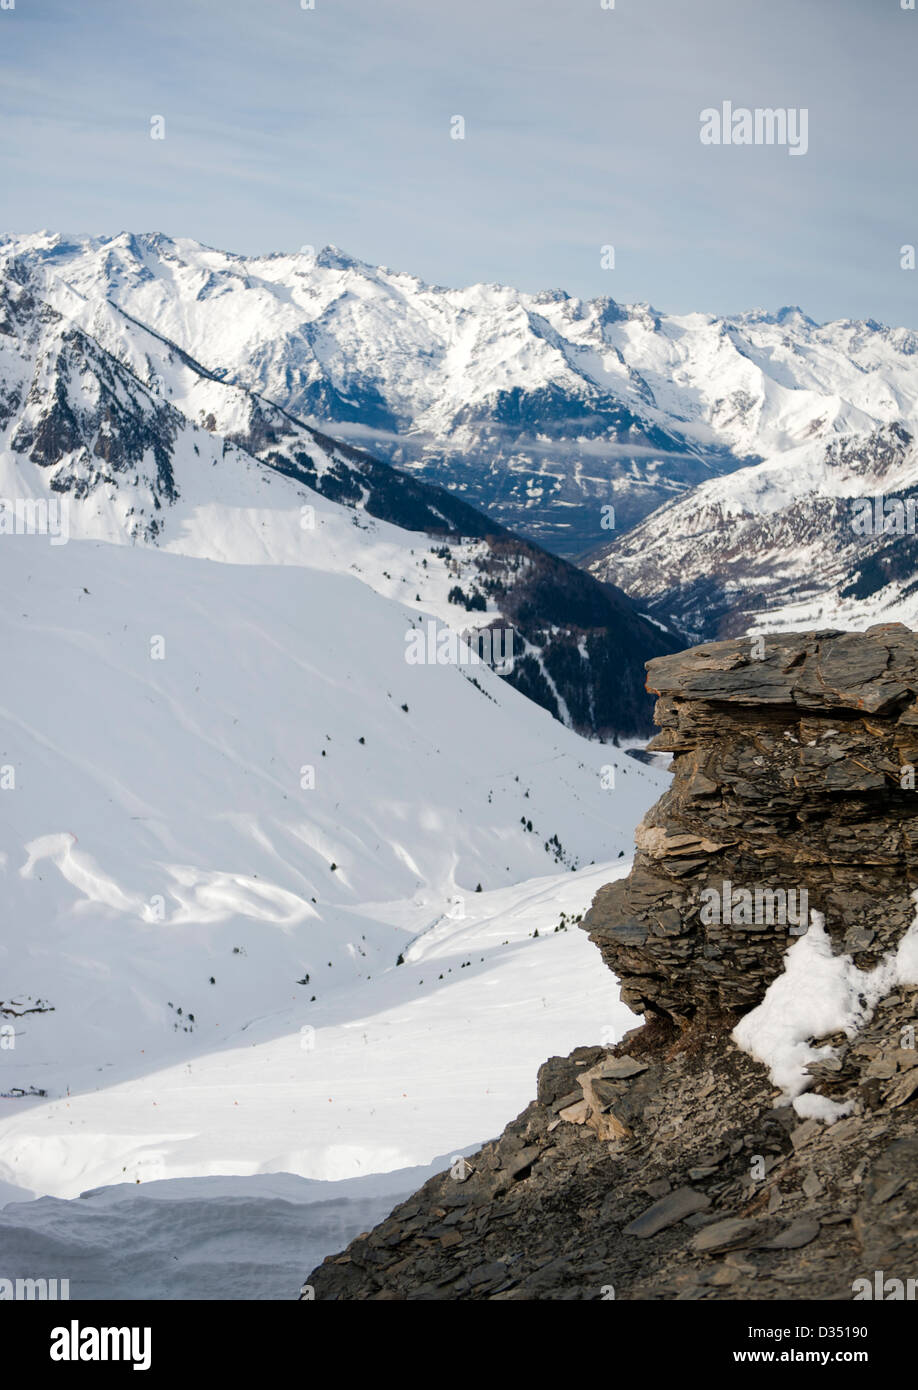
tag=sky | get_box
[0,0,916,327]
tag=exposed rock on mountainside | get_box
[304,1004,918,1300]
[585,624,918,1021]
[304,627,918,1300]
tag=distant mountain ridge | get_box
[585,421,918,643]
[0,250,675,737]
[9,231,916,559]
[7,229,917,653]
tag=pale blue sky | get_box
[1,0,916,326]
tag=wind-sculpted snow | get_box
[0,535,662,1198]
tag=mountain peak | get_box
[774,303,816,326]
[314,245,369,273]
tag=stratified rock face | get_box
[583,624,918,1023]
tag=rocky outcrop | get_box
[585,624,918,1023]
[303,627,918,1300]
[304,997,918,1299]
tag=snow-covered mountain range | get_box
[587,421,918,642]
[0,232,718,556]
[0,232,902,560]
[7,230,916,627]
[0,250,676,739]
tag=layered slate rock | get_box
[583,625,918,1023]
[304,996,918,1300]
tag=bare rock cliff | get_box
[585,624,918,1023]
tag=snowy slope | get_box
[0,534,661,1202]
[9,233,916,556]
[588,422,918,641]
